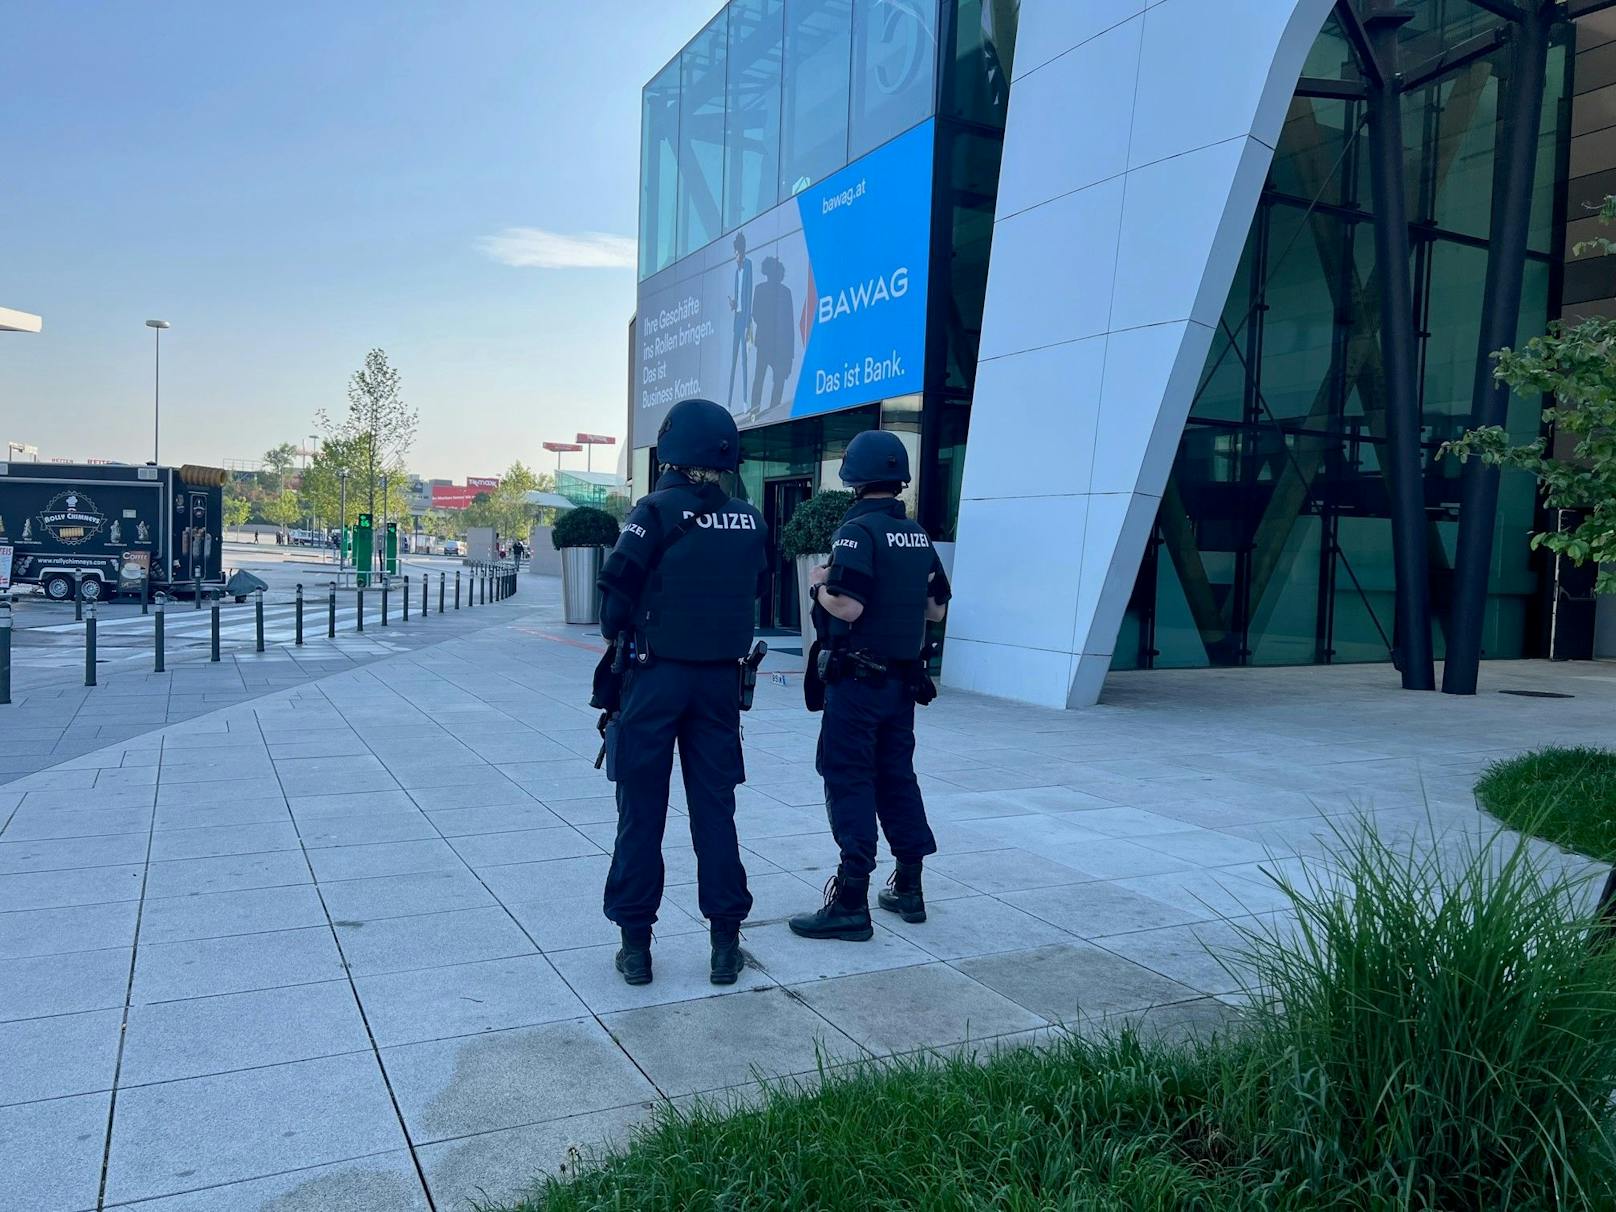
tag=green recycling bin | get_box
[353,514,375,587]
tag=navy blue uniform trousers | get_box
[604,660,753,929]
[818,676,937,879]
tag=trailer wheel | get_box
[79,577,104,602]
[43,574,75,602]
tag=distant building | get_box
[556,470,625,509]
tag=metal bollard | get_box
[381,578,390,626]
[154,596,166,673]
[422,573,428,617]
[403,574,410,622]
[356,585,365,632]
[210,599,221,662]
[141,578,150,616]
[85,602,97,686]
[328,584,337,639]
[0,600,11,705]
[295,584,304,647]
[254,589,265,653]
[75,573,84,622]
[455,571,461,610]
[439,572,445,614]
[480,568,487,605]
[467,568,474,609]
[194,579,202,610]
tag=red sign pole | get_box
[573,434,617,476]
[542,441,584,477]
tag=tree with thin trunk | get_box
[318,349,418,522]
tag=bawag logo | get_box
[39,491,106,546]
[818,267,910,325]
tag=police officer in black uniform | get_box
[790,430,950,941]
[597,399,770,985]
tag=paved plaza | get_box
[2,574,1613,1210]
[0,549,508,783]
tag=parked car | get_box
[443,539,465,557]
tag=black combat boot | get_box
[878,860,927,923]
[789,870,874,941]
[614,926,652,986]
[710,920,744,986]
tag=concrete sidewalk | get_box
[1,576,526,784]
[2,578,1613,1210]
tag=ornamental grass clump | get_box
[1235,823,1616,1209]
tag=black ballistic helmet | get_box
[838,429,910,488]
[657,398,740,472]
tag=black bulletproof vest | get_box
[839,505,933,661]
[638,486,765,662]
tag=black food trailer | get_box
[0,462,228,601]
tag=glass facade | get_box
[677,16,729,261]
[1113,6,1572,673]
[849,0,940,160]
[724,0,784,232]
[639,0,941,282]
[639,61,681,278]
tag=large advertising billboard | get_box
[633,119,933,448]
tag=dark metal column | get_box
[1362,0,1437,691]
[1443,3,1553,695]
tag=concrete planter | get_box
[561,546,604,624]
[795,552,828,664]
[1596,588,1615,659]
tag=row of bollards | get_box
[2,563,522,699]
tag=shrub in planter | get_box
[551,507,620,550]
[778,490,854,561]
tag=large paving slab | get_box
[0,573,1613,1208]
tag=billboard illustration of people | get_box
[634,119,933,446]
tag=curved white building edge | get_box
[944,0,1336,709]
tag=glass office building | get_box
[633,0,1018,628]
[635,1,1592,673]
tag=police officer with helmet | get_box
[596,399,770,986]
[790,429,949,942]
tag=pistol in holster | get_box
[738,640,768,711]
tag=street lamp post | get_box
[145,320,170,464]
[306,433,319,534]
[380,472,390,577]
[337,467,350,578]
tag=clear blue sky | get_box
[1,0,717,480]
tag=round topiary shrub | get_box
[779,490,854,560]
[551,506,621,550]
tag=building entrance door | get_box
[762,476,812,631]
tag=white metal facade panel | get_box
[945,0,1335,708]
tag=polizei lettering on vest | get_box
[681,510,758,530]
[885,532,931,548]
[818,267,909,323]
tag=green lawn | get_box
[1475,745,1616,863]
[493,828,1616,1212]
